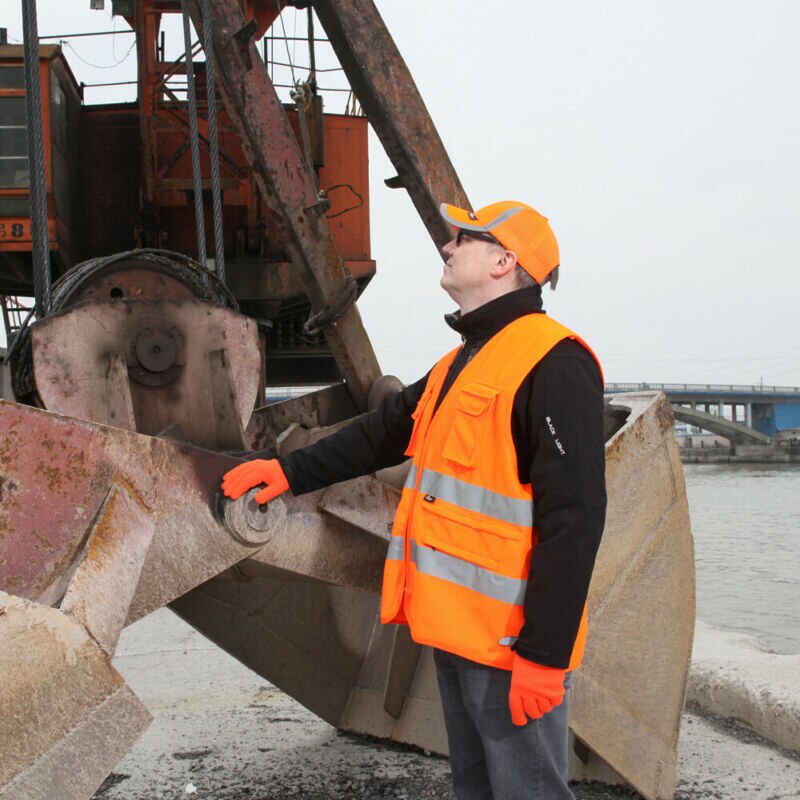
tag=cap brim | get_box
[439,203,491,234]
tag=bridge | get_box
[605,383,800,454]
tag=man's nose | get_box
[442,238,456,257]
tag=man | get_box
[222,200,606,800]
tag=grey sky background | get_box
[6,2,799,386]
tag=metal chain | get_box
[20,0,51,317]
[181,0,207,268]
[198,0,225,283]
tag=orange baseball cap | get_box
[440,200,560,285]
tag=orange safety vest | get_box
[381,313,602,671]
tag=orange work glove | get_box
[221,458,289,505]
[508,654,567,726]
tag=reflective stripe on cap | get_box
[439,202,524,234]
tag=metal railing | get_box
[1,295,35,341]
[605,382,800,395]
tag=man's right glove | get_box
[221,458,289,505]
[508,654,567,725]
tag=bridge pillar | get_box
[745,402,752,428]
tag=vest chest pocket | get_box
[442,383,500,468]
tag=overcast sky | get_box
[6,1,799,386]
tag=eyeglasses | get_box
[456,229,502,247]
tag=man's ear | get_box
[490,248,518,279]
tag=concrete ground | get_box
[93,609,800,800]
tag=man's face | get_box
[440,229,505,312]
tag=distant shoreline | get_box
[679,448,800,464]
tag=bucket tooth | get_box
[0,592,152,800]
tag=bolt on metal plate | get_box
[220,488,287,547]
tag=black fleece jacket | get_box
[280,286,606,669]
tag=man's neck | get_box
[446,287,544,340]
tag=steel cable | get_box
[181,0,207,268]
[8,249,237,403]
[198,0,225,283]
[20,0,51,317]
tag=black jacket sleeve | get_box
[279,374,429,495]
[510,339,607,668]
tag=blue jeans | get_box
[434,649,574,800]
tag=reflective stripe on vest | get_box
[410,540,527,606]
[386,535,404,561]
[403,464,534,527]
[384,537,527,606]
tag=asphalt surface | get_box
[92,609,800,800]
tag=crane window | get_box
[0,67,25,90]
[0,97,28,188]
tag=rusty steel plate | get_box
[31,299,260,450]
[0,400,260,620]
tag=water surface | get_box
[683,463,800,653]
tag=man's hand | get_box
[221,458,289,505]
[508,654,566,725]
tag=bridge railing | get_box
[605,382,800,395]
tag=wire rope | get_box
[180,0,207,267]
[275,0,297,85]
[20,0,51,317]
[198,0,225,283]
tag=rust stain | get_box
[85,490,130,567]
[34,462,66,492]
[655,398,676,436]
[0,475,19,503]
[111,475,152,515]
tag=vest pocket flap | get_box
[417,501,501,571]
[442,383,499,467]
[455,383,499,416]
[416,499,529,578]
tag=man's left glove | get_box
[221,458,290,505]
[508,653,566,725]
